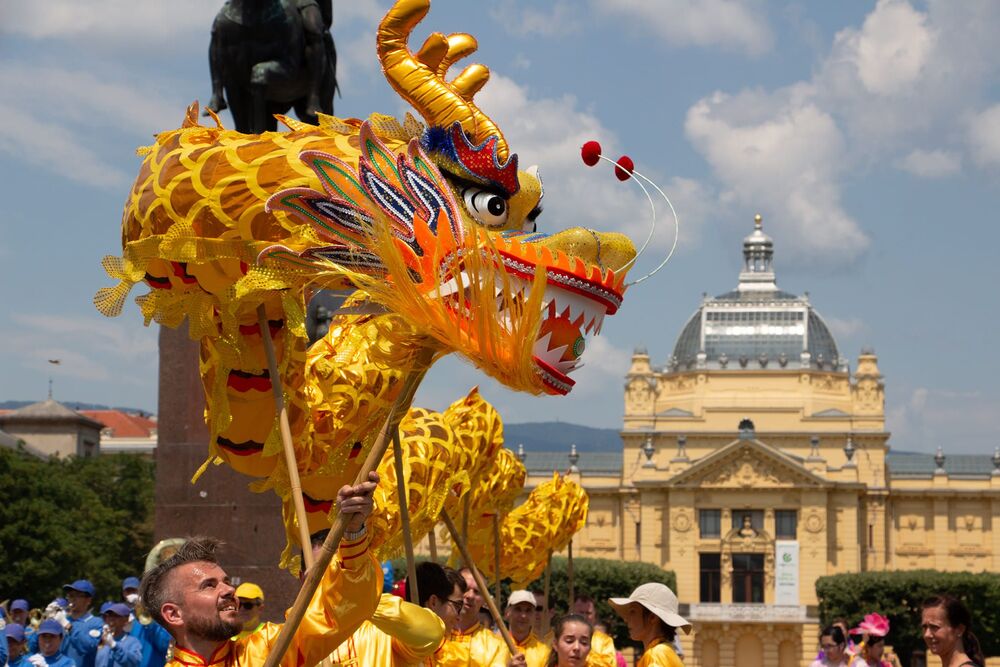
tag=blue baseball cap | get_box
[54,597,68,609]
[11,599,29,612]
[122,577,140,590]
[102,603,131,618]
[63,580,95,597]
[5,623,26,643]
[99,602,114,615]
[37,619,65,636]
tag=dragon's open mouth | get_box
[500,252,622,395]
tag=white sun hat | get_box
[609,583,692,634]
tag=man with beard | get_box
[138,472,382,667]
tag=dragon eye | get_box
[462,187,509,228]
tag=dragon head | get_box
[260,0,636,395]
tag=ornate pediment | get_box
[658,407,695,417]
[668,439,828,489]
[811,408,850,418]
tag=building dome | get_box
[668,215,844,373]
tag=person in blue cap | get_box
[10,600,31,628]
[8,623,30,667]
[29,619,75,667]
[122,576,171,667]
[95,604,141,667]
[59,580,104,667]
[2,616,9,667]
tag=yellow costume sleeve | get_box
[238,533,381,667]
[585,631,617,667]
[369,593,446,662]
[636,642,683,667]
[514,633,550,667]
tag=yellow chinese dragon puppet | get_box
[95,0,637,567]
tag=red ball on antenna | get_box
[614,155,634,181]
[581,141,602,166]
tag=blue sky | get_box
[0,1,997,454]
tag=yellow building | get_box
[522,216,1000,667]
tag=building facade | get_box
[523,216,999,667]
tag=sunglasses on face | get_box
[239,601,261,610]
[446,598,465,614]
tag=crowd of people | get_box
[2,474,986,667]
[810,596,984,667]
[0,578,170,667]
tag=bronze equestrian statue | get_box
[204,0,337,133]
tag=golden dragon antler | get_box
[377,0,510,160]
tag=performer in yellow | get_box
[570,597,615,667]
[233,583,266,640]
[138,474,380,667]
[504,591,549,667]
[324,561,461,667]
[438,569,522,667]
[609,585,690,667]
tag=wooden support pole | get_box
[441,510,518,655]
[392,428,419,605]
[260,364,427,667]
[428,529,438,562]
[257,305,313,570]
[492,513,502,607]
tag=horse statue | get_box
[204,0,337,133]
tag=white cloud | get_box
[0,1,217,46]
[684,89,869,266]
[895,149,961,178]
[0,102,128,188]
[840,0,936,96]
[967,104,1000,167]
[593,0,773,56]
[477,75,715,259]
[491,1,583,37]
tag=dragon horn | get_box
[377,0,510,161]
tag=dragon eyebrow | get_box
[527,205,543,222]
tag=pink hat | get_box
[850,613,890,638]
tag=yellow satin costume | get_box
[636,639,683,667]
[586,631,617,667]
[437,623,509,667]
[167,535,379,667]
[511,631,549,667]
[326,593,445,667]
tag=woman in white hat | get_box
[609,584,690,667]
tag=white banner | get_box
[774,541,799,606]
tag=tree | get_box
[0,447,155,607]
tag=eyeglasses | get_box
[820,643,842,651]
[239,601,261,611]
[446,598,465,614]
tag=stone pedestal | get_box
[155,324,298,618]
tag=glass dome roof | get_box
[668,216,844,373]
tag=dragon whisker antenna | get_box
[580,141,679,286]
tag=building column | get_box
[933,498,950,570]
